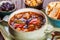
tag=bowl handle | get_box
[44,24,54,33]
[0,21,14,40]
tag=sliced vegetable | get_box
[28,24,35,31]
[14,24,24,28]
[14,20,25,24]
[29,18,39,24]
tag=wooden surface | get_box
[0,0,60,40]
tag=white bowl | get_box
[8,8,48,40]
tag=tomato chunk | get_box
[14,24,24,28]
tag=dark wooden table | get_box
[0,0,60,40]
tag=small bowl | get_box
[0,1,16,18]
[45,2,60,28]
[24,0,43,10]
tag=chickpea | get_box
[21,28,28,32]
[26,0,31,5]
[16,28,21,31]
[28,24,35,31]
[11,17,15,21]
[15,14,23,19]
[23,13,30,19]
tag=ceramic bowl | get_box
[8,8,48,40]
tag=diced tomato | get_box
[21,28,24,31]
[28,24,35,31]
[14,24,24,28]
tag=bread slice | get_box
[46,1,60,19]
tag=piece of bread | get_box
[46,2,60,19]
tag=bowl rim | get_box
[8,8,48,33]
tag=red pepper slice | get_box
[14,24,24,28]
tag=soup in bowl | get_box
[8,8,48,40]
[9,11,46,32]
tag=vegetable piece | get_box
[29,18,40,25]
[28,24,35,31]
[10,17,15,21]
[23,13,30,19]
[32,1,37,6]
[14,24,24,28]
[23,25,28,29]
[35,26,41,30]
[24,29,29,32]
[15,14,23,18]
[14,20,25,24]
[16,28,21,31]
